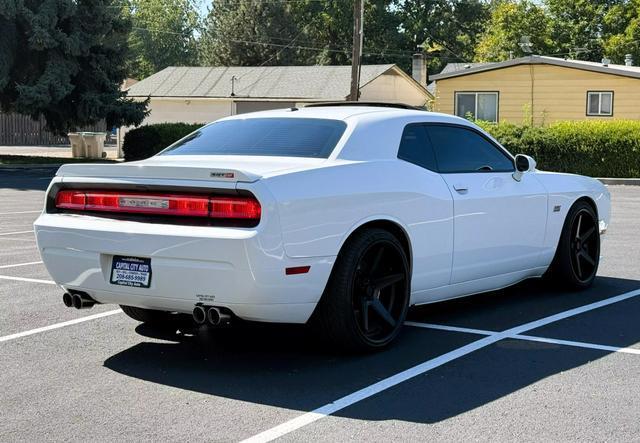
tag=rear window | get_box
[161,118,347,158]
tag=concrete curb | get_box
[598,178,640,186]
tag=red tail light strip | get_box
[55,190,261,220]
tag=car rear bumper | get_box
[34,213,335,323]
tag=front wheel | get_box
[312,228,411,352]
[549,201,600,289]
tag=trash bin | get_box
[68,133,86,158]
[81,132,107,159]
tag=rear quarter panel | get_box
[262,159,455,291]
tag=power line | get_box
[131,25,415,59]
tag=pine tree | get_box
[0,0,148,134]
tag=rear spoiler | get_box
[55,163,261,183]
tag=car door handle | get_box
[453,184,468,193]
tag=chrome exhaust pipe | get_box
[192,305,207,325]
[206,307,231,326]
[62,292,73,308]
[71,292,95,309]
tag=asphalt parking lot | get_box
[1,168,639,442]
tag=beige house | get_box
[430,55,640,125]
[124,64,431,123]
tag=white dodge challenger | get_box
[34,103,610,350]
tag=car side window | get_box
[397,124,438,172]
[425,125,514,173]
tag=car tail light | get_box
[55,190,261,221]
[210,197,262,220]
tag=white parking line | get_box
[242,288,640,443]
[0,230,33,236]
[407,322,640,355]
[0,261,43,269]
[513,334,640,355]
[0,275,55,285]
[0,309,122,343]
[405,321,495,335]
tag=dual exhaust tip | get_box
[62,292,96,310]
[63,293,230,326]
[192,305,231,327]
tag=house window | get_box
[587,91,613,116]
[455,92,498,122]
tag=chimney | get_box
[412,53,427,87]
[625,54,634,66]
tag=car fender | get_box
[534,171,610,263]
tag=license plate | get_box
[110,256,152,288]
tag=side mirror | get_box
[513,154,536,182]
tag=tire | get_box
[548,200,600,290]
[120,305,170,324]
[312,228,411,352]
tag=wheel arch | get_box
[573,195,598,218]
[336,217,413,272]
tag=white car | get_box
[34,103,610,350]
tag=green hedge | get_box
[476,120,640,178]
[123,123,204,161]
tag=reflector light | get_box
[285,266,311,275]
[55,190,260,221]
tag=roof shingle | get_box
[126,65,397,99]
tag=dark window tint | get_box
[397,124,437,171]
[161,118,347,158]
[426,125,513,173]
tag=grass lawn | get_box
[0,155,119,165]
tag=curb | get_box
[598,178,640,186]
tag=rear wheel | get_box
[313,228,410,352]
[549,201,600,289]
[120,305,170,324]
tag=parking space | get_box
[1,169,639,441]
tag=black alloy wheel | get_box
[313,228,411,351]
[352,240,408,344]
[569,208,599,283]
[549,200,600,289]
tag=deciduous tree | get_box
[395,0,490,72]
[198,0,299,66]
[474,0,556,62]
[127,0,200,79]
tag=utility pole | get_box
[349,0,364,101]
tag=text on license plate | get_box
[110,256,152,288]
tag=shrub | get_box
[122,123,204,161]
[476,120,640,178]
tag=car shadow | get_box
[103,276,640,424]
[0,168,56,191]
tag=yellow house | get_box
[430,55,640,125]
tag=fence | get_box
[0,113,107,146]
